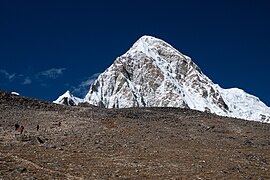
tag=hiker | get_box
[15,124,19,131]
[37,124,39,131]
[19,126,24,134]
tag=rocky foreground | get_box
[0,90,270,179]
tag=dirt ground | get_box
[0,90,270,179]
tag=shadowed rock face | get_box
[61,97,76,106]
[1,90,270,179]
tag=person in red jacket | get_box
[19,126,24,135]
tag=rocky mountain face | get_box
[56,35,270,122]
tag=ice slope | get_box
[53,90,83,106]
[84,35,270,122]
[221,88,270,121]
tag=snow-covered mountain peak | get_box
[62,90,72,98]
[133,35,173,49]
[124,35,188,61]
[11,92,20,96]
[84,36,270,122]
[56,35,270,123]
[53,90,83,106]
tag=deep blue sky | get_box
[0,0,269,106]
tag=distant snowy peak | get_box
[83,35,270,123]
[11,92,20,96]
[53,90,83,106]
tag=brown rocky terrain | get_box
[0,90,270,179]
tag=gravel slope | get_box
[0,90,270,179]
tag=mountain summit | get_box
[53,90,83,106]
[57,35,270,122]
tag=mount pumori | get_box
[54,35,270,123]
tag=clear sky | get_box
[0,0,269,106]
